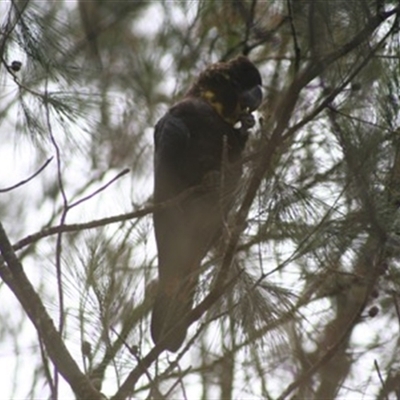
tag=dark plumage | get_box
[151,56,262,352]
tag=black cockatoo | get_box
[151,56,262,352]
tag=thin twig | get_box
[282,20,396,143]
[38,334,56,398]
[113,326,168,399]
[392,292,400,327]
[242,0,257,55]
[286,0,301,73]
[44,79,66,400]
[0,157,53,193]
[89,285,154,387]
[374,360,389,400]
[11,186,198,253]
[69,168,130,209]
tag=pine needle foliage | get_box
[1,0,400,399]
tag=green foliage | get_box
[1,0,400,399]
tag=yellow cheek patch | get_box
[201,89,236,124]
[211,101,225,117]
[202,90,215,101]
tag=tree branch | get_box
[0,157,53,193]
[0,223,103,400]
[11,186,198,253]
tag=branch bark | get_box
[0,223,103,400]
